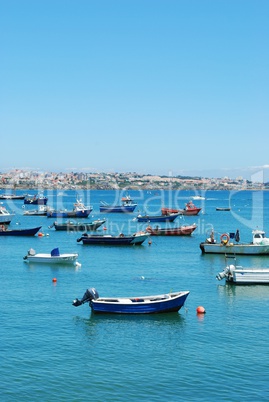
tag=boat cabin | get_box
[252,230,269,245]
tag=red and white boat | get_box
[161,207,179,215]
[162,201,201,216]
[179,201,201,216]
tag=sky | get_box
[1,0,269,180]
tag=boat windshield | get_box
[254,233,264,239]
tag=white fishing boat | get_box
[200,229,269,255]
[0,203,15,225]
[23,248,79,264]
[23,205,49,216]
[216,257,269,284]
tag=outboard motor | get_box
[72,288,99,307]
[23,248,36,260]
[216,266,230,281]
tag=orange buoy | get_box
[103,226,107,230]
[196,306,206,314]
[52,278,57,283]
[38,232,43,237]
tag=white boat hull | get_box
[217,264,269,284]
[200,243,269,255]
[25,253,78,264]
[231,268,269,284]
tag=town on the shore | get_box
[0,169,268,191]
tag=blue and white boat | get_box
[73,288,190,314]
[24,194,48,205]
[23,247,79,264]
[47,200,93,218]
[100,195,137,213]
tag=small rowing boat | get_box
[72,287,190,314]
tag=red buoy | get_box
[196,306,206,314]
[52,278,57,283]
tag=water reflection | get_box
[217,282,269,300]
[73,311,186,330]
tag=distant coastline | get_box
[0,169,268,191]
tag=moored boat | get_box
[161,201,201,216]
[100,199,137,213]
[216,207,231,211]
[77,231,150,245]
[200,229,269,255]
[24,194,48,205]
[47,200,93,218]
[0,225,42,236]
[51,219,106,231]
[0,193,26,200]
[146,223,197,236]
[216,257,269,284]
[23,247,79,264]
[23,205,49,216]
[0,204,15,225]
[136,213,180,223]
[161,207,179,215]
[178,201,201,216]
[72,287,190,314]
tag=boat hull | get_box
[230,269,269,284]
[0,226,42,236]
[136,213,179,223]
[90,291,189,314]
[24,197,48,205]
[178,208,201,216]
[47,209,92,218]
[23,210,47,216]
[100,204,137,213]
[161,208,179,215]
[0,195,25,200]
[146,224,197,236]
[77,233,149,245]
[53,219,106,231]
[25,253,78,264]
[200,242,269,255]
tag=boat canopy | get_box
[51,248,60,256]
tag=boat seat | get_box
[120,298,133,303]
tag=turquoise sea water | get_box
[1,189,269,401]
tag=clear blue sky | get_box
[1,0,268,179]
